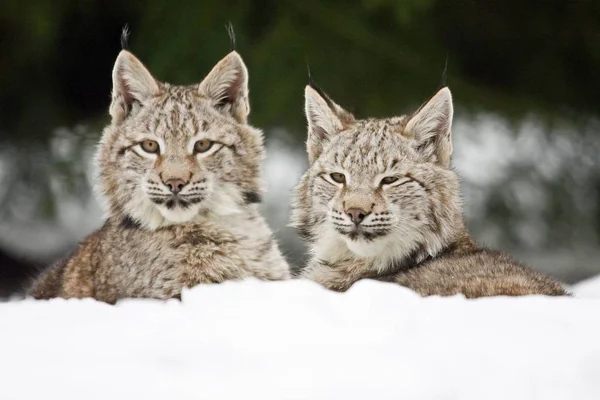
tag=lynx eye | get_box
[329,173,346,184]
[194,139,214,154]
[140,139,160,154]
[380,176,399,185]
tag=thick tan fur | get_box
[30,49,289,302]
[292,85,567,297]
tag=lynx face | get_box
[292,86,461,261]
[97,50,264,229]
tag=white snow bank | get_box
[1,279,600,400]
[573,275,600,298]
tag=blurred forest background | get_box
[1,0,600,296]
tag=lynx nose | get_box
[346,208,369,225]
[163,178,186,195]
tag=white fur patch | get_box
[314,217,439,274]
[158,205,202,224]
[312,226,351,262]
[344,237,391,259]
[124,176,249,231]
[125,189,166,230]
[204,182,245,217]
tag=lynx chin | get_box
[291,84,567,297]
[30,48,289,302]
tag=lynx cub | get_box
[30,49,290,302]
[292,84,566,297]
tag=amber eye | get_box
[330,173,346,184]
[140,139,160,154]
[380,176,399,185]
[194,139,214,153]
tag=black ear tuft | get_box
[306,55,315,87]
[441,52,449,88]
[121,24,130,51]
[303,64,338,113]
[226,22,236,51]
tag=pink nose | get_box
[345,208,369,225]
[163,178,186,194]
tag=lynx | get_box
[291,84,567,297]
[30,48,290,303]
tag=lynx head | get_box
[96,50,264,229]
[292,86,463,266]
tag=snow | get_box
[573,275,600,299]
[1,279,600,400]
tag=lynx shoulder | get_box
[31,47,289,302]
[291,84,567,297]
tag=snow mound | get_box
[573,275,600,298]
[1,279,600,400]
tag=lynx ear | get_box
[304,85,354,164]
[110,50,160,123]
[405,87,454,167]
[199,51,249,123]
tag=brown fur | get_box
[30,49,289,302]
[305,234,566,296]
[32,215,287,303]
[293,85,567,298]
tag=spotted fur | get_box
[292,85,567,297]
[30,49,290,302]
